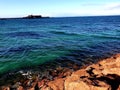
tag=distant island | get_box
[23,15,49,19]
[0,15,50,20]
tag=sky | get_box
[0,0,120,17]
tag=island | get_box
[23,15,49,19]
[0,15,50,20]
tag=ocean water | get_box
[0,16,120,74]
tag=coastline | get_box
[1,53,120,90]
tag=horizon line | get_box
[0,14,120,19]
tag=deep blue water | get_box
[0,16,120,74]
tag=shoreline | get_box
[1,53,120,90]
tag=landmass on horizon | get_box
[0,15,120,20]
[0,15,50,20]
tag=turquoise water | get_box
[0,16,120,74]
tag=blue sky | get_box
[0,0,120,17]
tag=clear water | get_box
[0,16,120,74]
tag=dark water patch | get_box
[5,31,46,39]
[49,31,79,36]
[8,45,40,52]
[0,45,42,59]
[55,41,120,66]
[116,30,120,33]
[0,45,40,54]
[60,25,73,28]
[0,45,51,61]
[118,25,120,27]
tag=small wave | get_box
[116,30,120,32]
[60,25,72,28]
[5,31,43,38]
[91,35,120,40]
[0,45,40,55]
[117,25,120,27]
[49,31,79,36]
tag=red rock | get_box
[47,78,64,90]
[117,85,120,90]
[2,86,10,90]
[31,81,37,88]
[65,74,80,90]
[63,70,72,76]
[38,80,45,88]
[41,85,50,90]
[17,86,24,90]
[56,66,63,71]
[102,68,120,76]
[27,87,34,90]
[90,85,111,90]
[43,54,120,90]
[65,81,90,90]
[73,64,79,70]
[72,69,89,77]
[50,70,58,76]
[1,54,120,90]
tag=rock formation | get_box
[1,54,120,90]
[41,54,120,90]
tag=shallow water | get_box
[0,16,120,74]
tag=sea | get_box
[0,16,120,74]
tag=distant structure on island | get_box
[23,15,49,19]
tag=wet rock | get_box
[72,69,89,77]
[38,79,46,88]
[117,85,120,90]
[27,87,34,90]
[11,82,21,89]
[72,64,79,70]
[56,66,63,71]
[1,86,10,90]
[17,86,23,90]
[63,70,72,77]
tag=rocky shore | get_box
[1,54,120,90]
